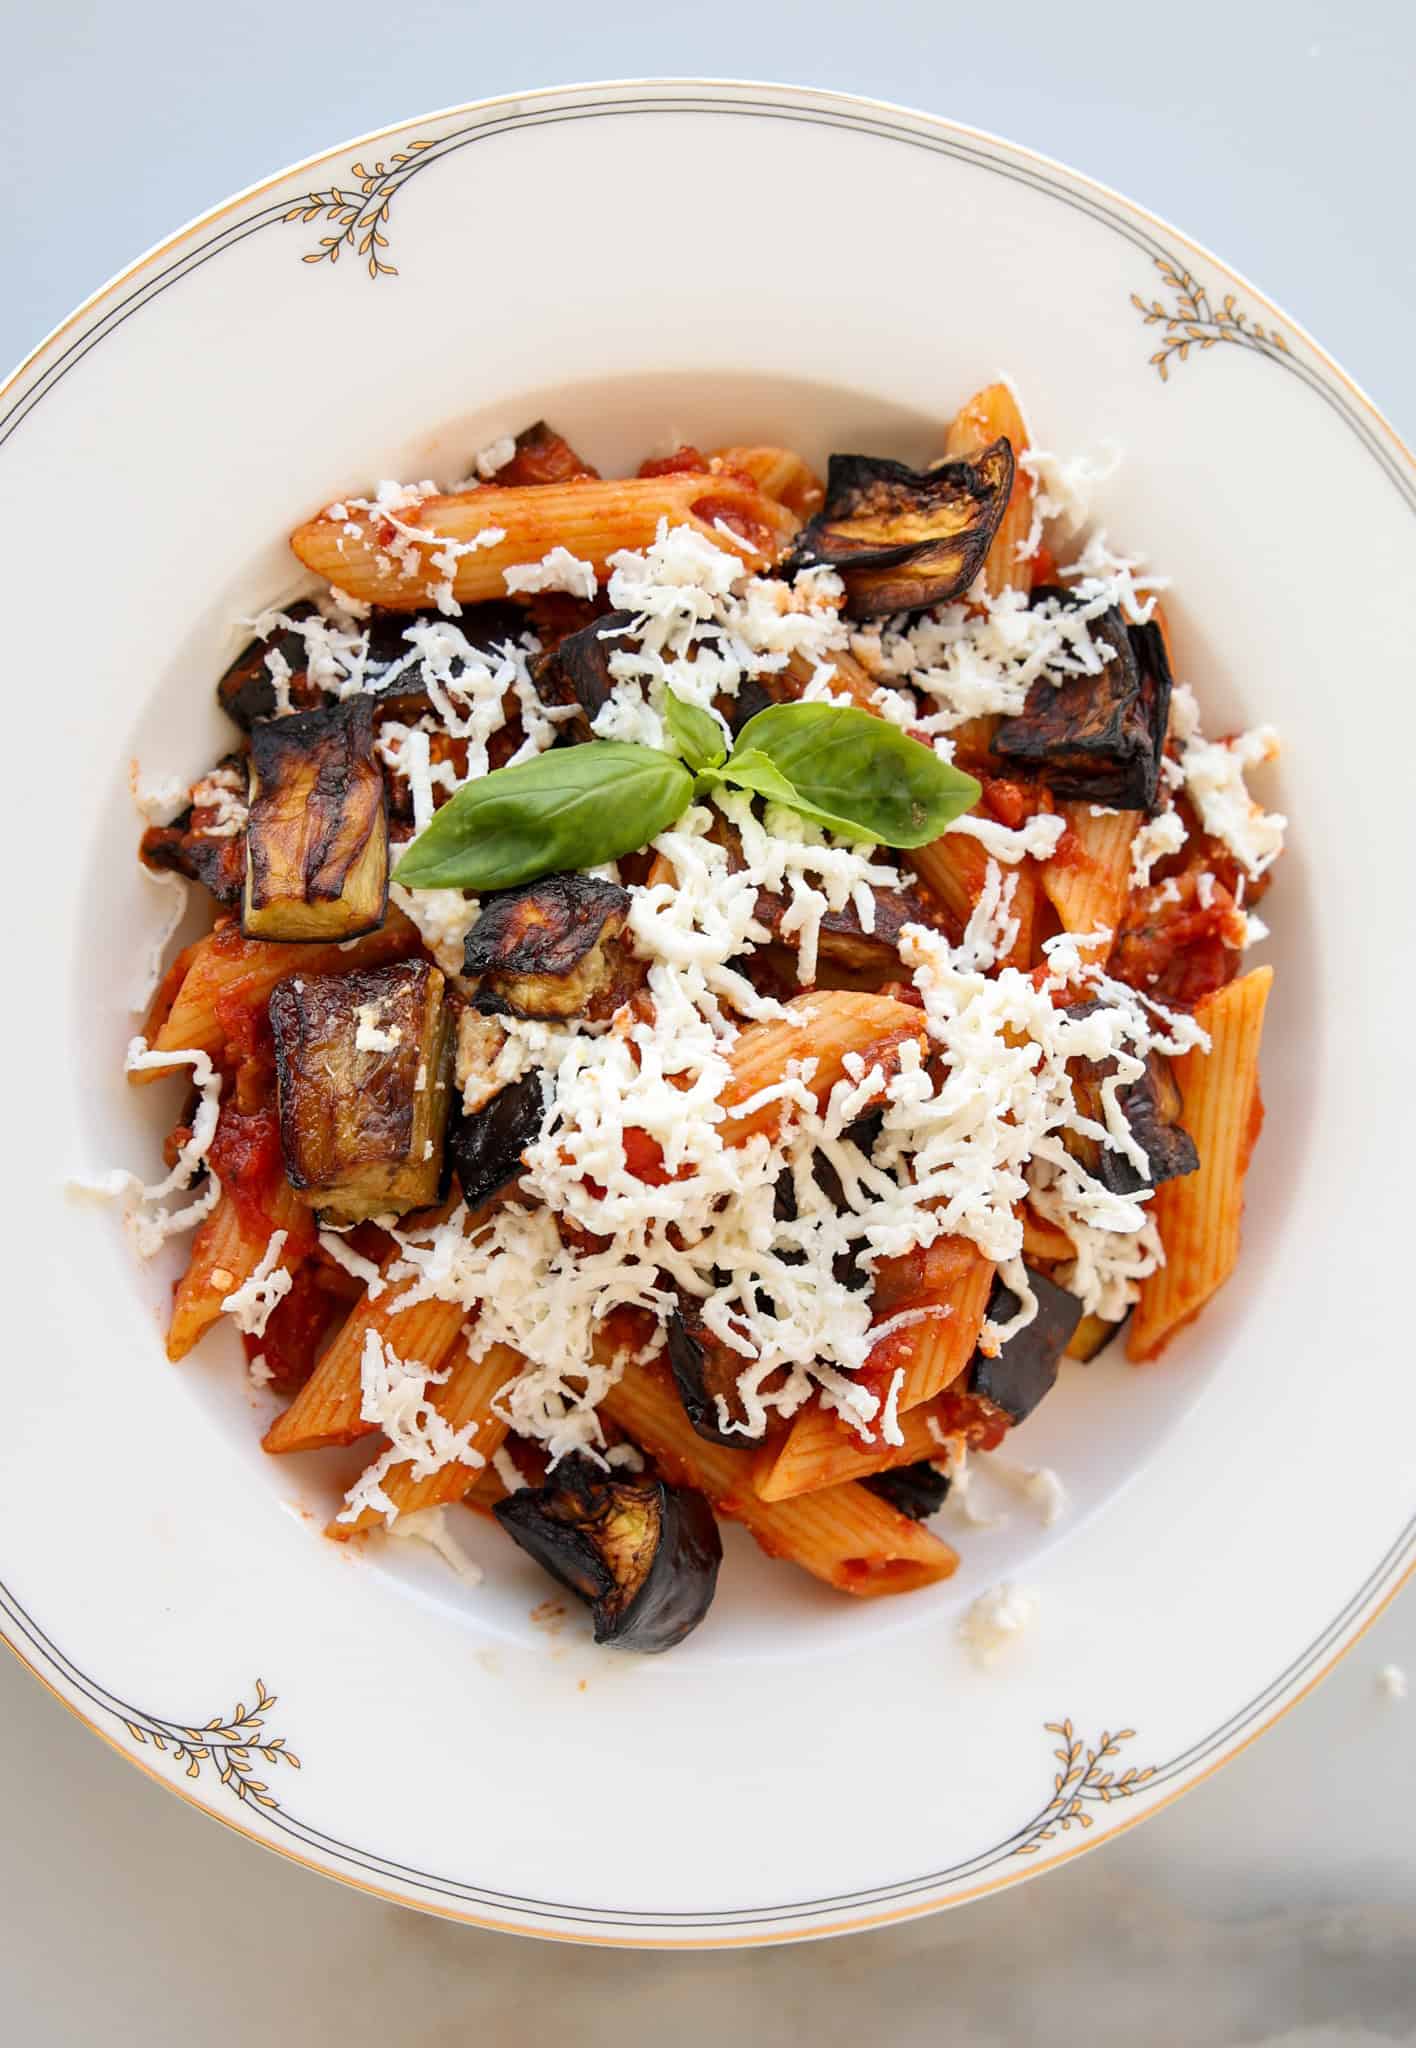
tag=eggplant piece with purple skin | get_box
[992,588,1174,812]
[446,1071,544,1211]
[666,1306,757,1447]
[140,754,249,905]
[243,697,388,941]
[863,1461,951,1521]
[968,1267,1084,1425]
[532,610,636,734]
[1066,1043,1199,1196]
[788,442,1015,619]
[752,882,939,979]
[463,872,639,1021]
[495,1454,722,1652]
[365,601,528,724]
[217,603,328,730]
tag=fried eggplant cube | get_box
[752,881,937,979]
[788,442,1014,619]
[463,872,635,1021]
[862,1461,952,1521]
[140,752,249,905]
[269,959,452,1223]
[992,594,1174,812]
[969,1268,1084,1424]
[1067,1044,1200,1196]
[242,698,388,941]
[495,1454,722,1653]
[216,601,326,730]
[533,610,635,735]
[666,1305,758,1446]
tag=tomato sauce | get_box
[243,1265,341,1390]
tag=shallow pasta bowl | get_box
[2,79,1412,1945]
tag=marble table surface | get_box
[1,3,1411,2039]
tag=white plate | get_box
[2,80,1411,1947]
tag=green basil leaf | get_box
[699,747,803,810]
[724,703,981,847]
[392,742,694,891]
[663,692,728,773]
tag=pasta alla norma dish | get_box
[100,389,1285,1653]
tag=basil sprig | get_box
[393,697,979,892]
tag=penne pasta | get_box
[133,911,421,1081]
[167,1180,312,1361]
[713,445,825,520]
[753,1393,949,1502]
[602,1362,957,1596]
[329,1338,523,1535]
[1041,803,1141,943]
[784,644,889,714]
[262,1244,466,1454]
[290,473,798,609]
[755,1236,993,1502]
[718,991,928,1144]
[944,382,1034,597]
[1129,966,1273,1360]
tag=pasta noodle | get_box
[167,1179,311,1361]
[330,1338,522,1536]
[754,1237,993,1501]
[290,473,798,609]
[1129,966,1273,1359]
[718,991,928,1144]
[944,381,1035,597]
[713,445,825,520]
[1041,803,1141,942]
[602,1362,958,1596]
[263,1247,467,1453]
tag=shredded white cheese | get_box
[503,546,598,601]
[318,1229,386,1299]
[353,1002,403,1056]
[959,1583,1040,1666]
[220,1230,292,1338]
[70,1039,222,1256]
[336,1333,486,1525]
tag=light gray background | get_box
[2,5,1412,2043]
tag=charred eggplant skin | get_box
[992,589,1173,812]
[365,601,526,724]
[666,1307,753,1446]
[533,610,635,731]
[269,958,452,1223]
[217,603,324,730]
[969,1267,1084,1424]
[243,697,388,941]
[140,752,249,904]
[446,1071,544,1211]
[1065,1014,1199,1195]
[752,882,937,977]
[788,442,1014,619]
[495,1455,722,1652]
[863,1462,951,1520]
[463,872,635,1021]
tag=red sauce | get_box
[244,1266,341,1390]
[690,494,773,556]
[209,1107,314,1252]
[638,446,711,478]
[934,1385,1011,1452]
